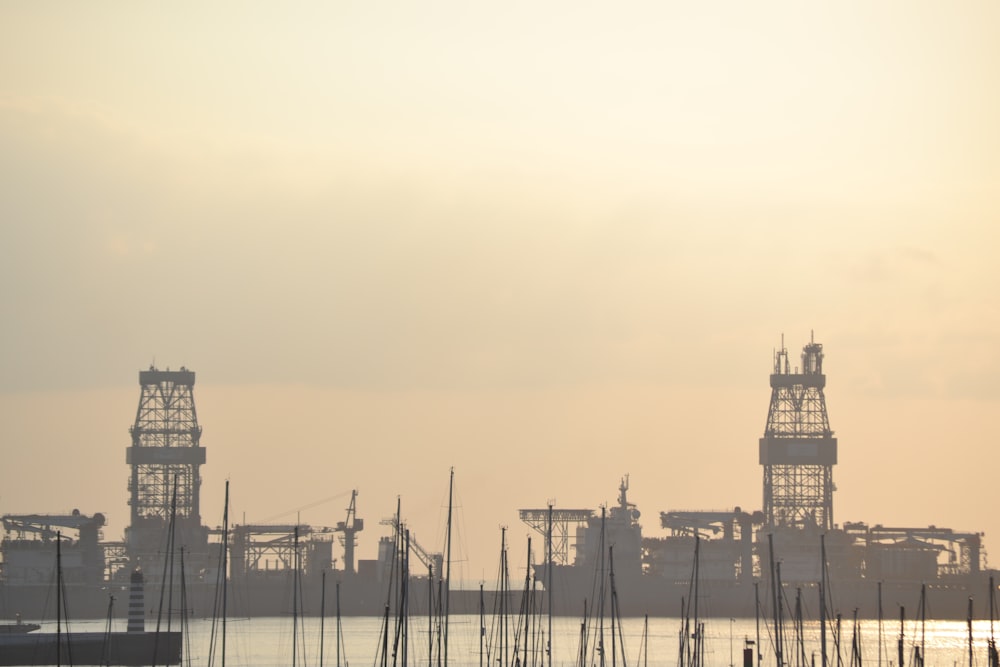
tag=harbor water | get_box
[20,615,999,667]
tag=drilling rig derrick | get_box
[125,366,209,579]
[759,334,838,532]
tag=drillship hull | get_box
[539,562,996,620]
[0,575,506,621]
[3,568,992,621]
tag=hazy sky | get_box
[1,3,998,585]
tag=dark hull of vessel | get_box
[540,564,997,620]
[0,630,181,666]
[1,575,509,621]
[6,569,991,621]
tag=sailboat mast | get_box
[755,580,761,667]
[393,529,409,667]
[337,580,343,667]
[993,574,998,646]
[610,546,626,667]
[428,566,434,667]
[693,534,701,667]
[524,538,532,667]
[795,588,805,667]
[898,606,905,667]
[389,497,404,667]
[381,602,391,667]
[821,534,828,667]
[386,498,402,617]
[920,584,926,667]
[547,504,553,667]
[321,570,327,667]
[445,468,454,667]
[877,581,883,667]
[680,595,689,667]
[968,596,974,667]
[835,613,842,667]
[167,478,177,643]
[502,527,509,667]
[56,531,62,667]
[154,475,179,667]
[643,614,648,667]
[293,525,299,667]
[609,546,616,667]
[222,480,229,667]
[208,482,230,667]
[990,575,998,667]
[776,555,785,667]
[183,548,194,666]
[768,533,782,667]
[598,507,607,667]
[853,608,863,667]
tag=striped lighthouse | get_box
[127,568,145,633]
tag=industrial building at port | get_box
[0,338,990,620]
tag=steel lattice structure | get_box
[759,337,838,531]
[126,367,207,563]
[519,508,595,565]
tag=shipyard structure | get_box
[0,367,404,622]
[1,339,995,622]
[520,337,992,620]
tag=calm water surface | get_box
[36,615,1000,667]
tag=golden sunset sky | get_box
[1,2,998,584]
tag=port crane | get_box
[1,511,106,542]
[379,516,443,578]
[335,490,364,574]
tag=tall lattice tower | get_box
[126,367,208,568]
[759,335,838,531]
